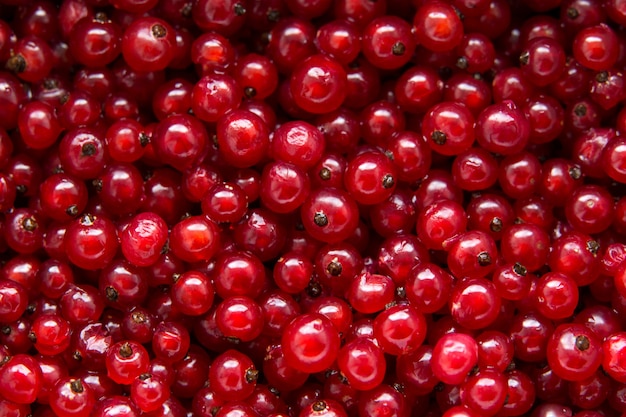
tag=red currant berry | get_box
[281,313,340,374]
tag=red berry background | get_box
[1,0,626,416]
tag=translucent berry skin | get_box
[281,313,340,374]
[450,277,501,330]
[417,199,467,250]
[358,384,406,417]
[64,214,119,271]
[413,1,464,52]
[572,23,619,71]
[460,368,508,416]
[386,130,432,183]
[603,136,626,183]
[105,341,150,385]
[260,161,311,214]
[262,344,309,393]
[446,230,498,280]
[216,295,264,341]
[344,150,397,205]
[59,128,108,180]
[0,354,42,404]
[0,279,28,323]
[290,54,347,114]
[361,16,416,70]
[121,17,176,72]
[564,184,615,235]
[547,231,601,287]
[602,332,626,383]
[18,100,63,150]
[191,73,242,123]
[31,314,72,356]
[395,66,442,115]
[171,271,215,317]
[373,303,427,356]
[546,323,603,382]
[216,110,270,169]
[432,333,479,385]
[519,37,566,87]
[209,350,258,402]
[152,113,209,171]
[406,262,453,314]
[50,377,96,417]
[475,100,530,155]
[39,173,88,222]
[130,374,169,413]
[336,337,385,391]
[300,187,360,244]
[169,215,221,263]
[69,18,122,68]
[500,223,550,273]
[6,35,54,83]
[120,212,168,267]
[315,20,361,65]
[422,102,476,156]
[152,321,190,364]
[300,399,348,417]
[192,0,247,36]
[346,271,395,314]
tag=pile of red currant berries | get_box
[4,0,626,416]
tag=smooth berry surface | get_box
[0,2,626,416]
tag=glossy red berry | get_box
[69,15,122,68]
[50,377,96,417]
[361,16,416,70]
[300,187,360,244]
[0,354,42,404]
[105,340,150,385]
[547,323,602,382]
[151,321,190,364]
[152,113,208,171]
[121,17,175,71]
[0,279,28,323]
[450,277,501,330]
[565,184,615,235]
[290,54,347,114]
[207,349,258,402]
[432,333,479,385]
[271,121,325,170]
[446,230,498,280]
[475,100,530,155]
[344,150,396,205]
[171,271,215,317]
[64,213,118,271]
[460,369,507,416]
[260,161,311,214]
[414,1,464,52]
[346,271,395,314]
[169,215,221,263]
[373,303,427,356]
[216,109,270,169]
[6,35,54,83]
[120,212,168,267]
[215,295,263,342]
[602,332,626,383]
[281,313,340,374]
[18,100,63,150]
[423,102,475,156]
[130,373,169,413]
[572,23,619,71]
[519,37,566,87]
[191,73,241,123]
